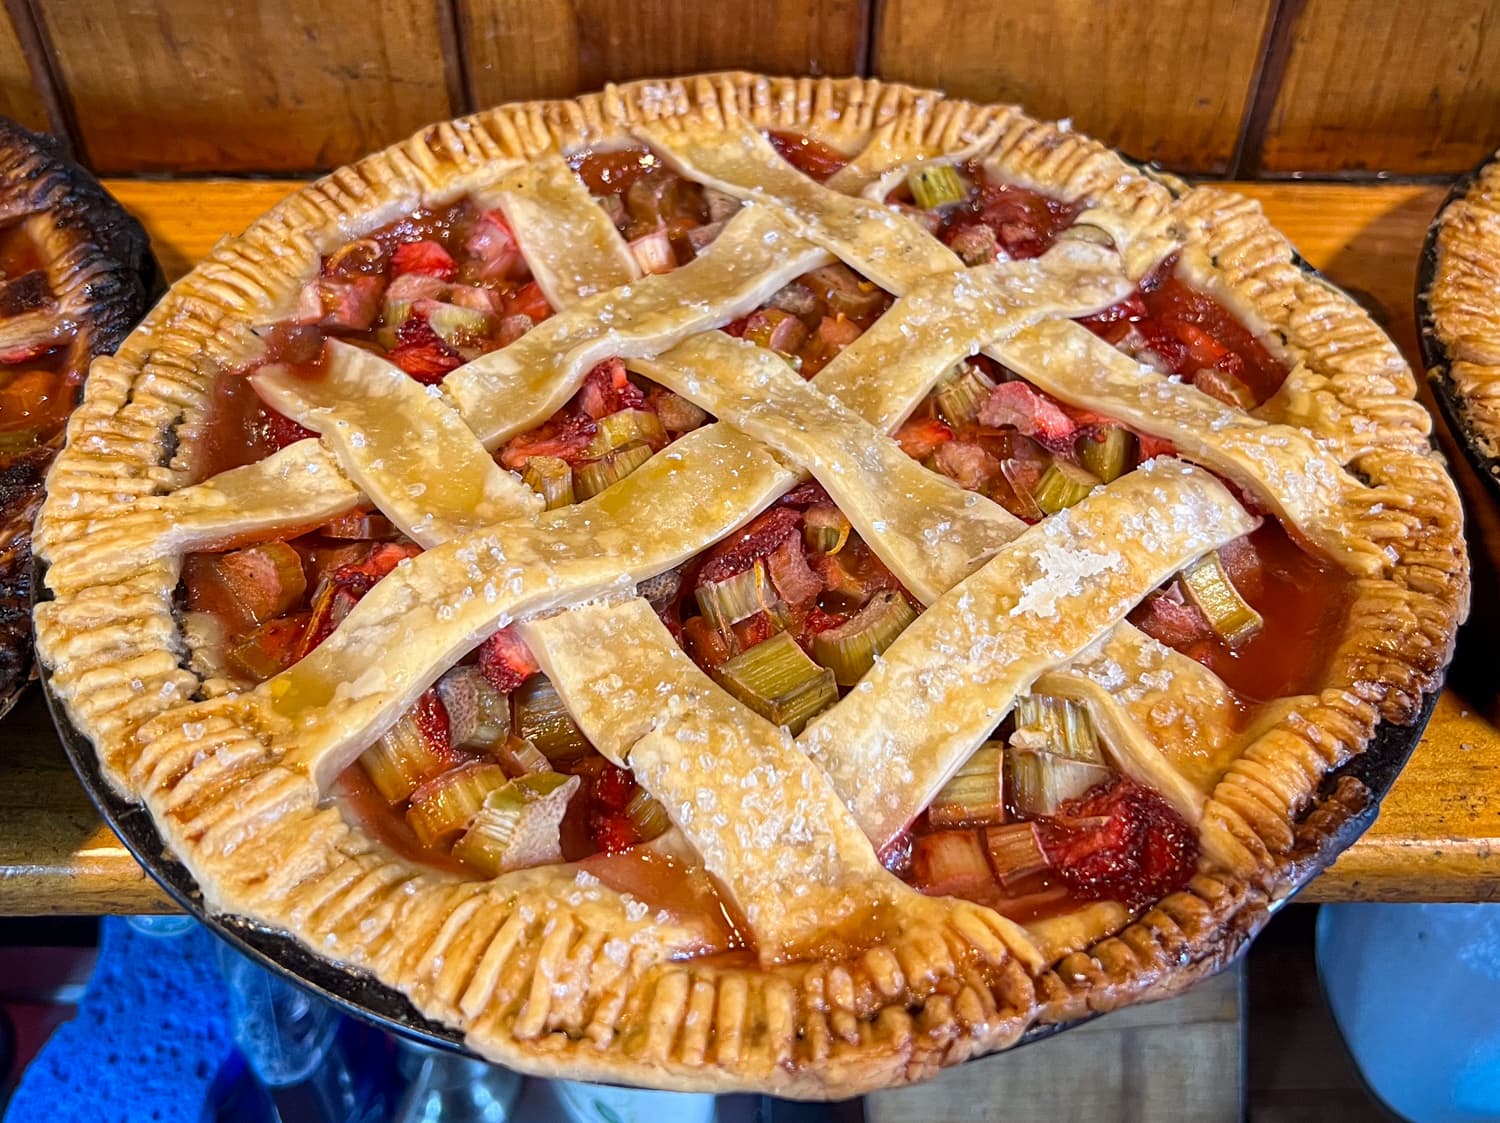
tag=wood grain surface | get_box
[1252,0,1500,177]
[0,5,50,132]
[0,177,1492,915]
[871,0,1275,175]
[31,0,459,174]
[459,0,867,109]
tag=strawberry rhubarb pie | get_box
[34,76,1466,1095]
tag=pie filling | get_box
[0,219,75,453]
[175,135,1352,944]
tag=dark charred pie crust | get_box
[33,76,1466,1096]
[0,117,156,716]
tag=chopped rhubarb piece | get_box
[498,410,598,470]
[391,240,457,281]
[646,387,709,433]
[1035,775,1200,910]
[947,222,998,266]
[478,626,540,694]
[576,358,645,419]
[227,613,311,681]
[447,284,501,315]
[933,439,1001,492]
[697,507,802,585]
[495,313,533,347]
[1218,535,1265,601]
[189,541,308,631]
[319,508,396,539]
[813,312,860,349]
[465,210,522,281]
[384,271,450,305]
[387,316,461,383]
[742,307,810,356]
[911,830,995,898]
[893,416,954,460]
[766,535,822,607]
[304,275,385,332]
[1134,589,1216,650]
[504,281,550,323]
[984,822,1052,885]
[977,381,1078,452]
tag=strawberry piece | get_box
[387,315,462,383]
[391,240,457,281]
[591,763,636,814]
[296,542,421,657]
[591,813,641,855]
[504,280,550,323]
[731,611,779,651]
[696,507,802,586]
[1078,292,1147,328]
[477,626,540,694]
[1135,432,1178,462]
[681,615,733,669]
[1134,590,1215,650]
[263,406,315,450]
[497,410,598,470]
[414,688,451,748]
[767,131,848,181]
[1035,776,1200,910]
[465,210,523,281]
[977,381,1078,452]
[894,416,954,460]
[972,182,1080,260]
[575,357,645,419]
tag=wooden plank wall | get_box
[2,0,1498,179]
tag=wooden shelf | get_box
[0,178,1493,915]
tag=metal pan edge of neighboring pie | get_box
[1417,148,1500,503]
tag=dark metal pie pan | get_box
[1416,148,1500,502]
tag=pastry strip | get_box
[640,120,961,293]
[989,320,1380,575]
[444,205,833,447]
[477,155,638,306]
[799,459,1257,849]
[632,332,1024,603]
[253,340,540,547]
[42,440,360,595]
[522,598,991,964]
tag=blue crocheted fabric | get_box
[5,918,233,1123]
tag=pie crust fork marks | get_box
[33,76,1467,1096]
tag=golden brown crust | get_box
[32,73,1467,1097]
